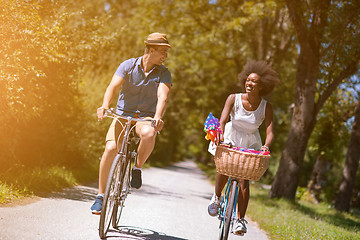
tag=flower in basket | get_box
[231,146,270,155]
[204,112,223,143]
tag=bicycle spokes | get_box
[218,179,238,240]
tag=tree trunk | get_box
[268,47,319,199]
[307,154,331,203]
[269,0,359,200]
[335,99,360,212]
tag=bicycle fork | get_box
[230,182,239,234]
[218,178,239,233]
[117,136,140,207]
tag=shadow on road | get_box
[41,160,210,203]
[135,184,184,200]
[161,162,209,180]
[135,184,212,202]
[43,182,98,202]
[105,226,188,240]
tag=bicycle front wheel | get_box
[218,218,225,240]
[221,180,237,240]
[99,154,122,239]
[112,153,131,228]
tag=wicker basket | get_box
[214,145,270,181]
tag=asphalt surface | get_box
[0,160,269,240]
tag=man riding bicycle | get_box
[91,32,172,214]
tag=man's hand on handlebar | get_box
[153,117,164,132]
[97,106,108,121]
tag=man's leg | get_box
[98,141,117,194]
[91,118,124,214]
[130,121,156,189]
[135,123,157,168]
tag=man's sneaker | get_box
[233,218,248,235]
[90,195,103,215]
[208,193,221,217]
[130,169,142,189]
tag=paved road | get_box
[0,160,268,240]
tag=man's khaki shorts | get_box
[105,115,153,143]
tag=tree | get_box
[100,0,297,165]
[305,88,354,203]
[335,98,360,211]
[0,0,110,173]
[269,0,360,199]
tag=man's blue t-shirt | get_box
[114,56,172,118]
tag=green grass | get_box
[248,182,360,239]
[0,155,149,205]
[197,162,360,240]
[0,183,27,203]
[0,165,86,204]
[2,161,360,240]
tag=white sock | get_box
[97,194,104,198]
[133,166,142,171]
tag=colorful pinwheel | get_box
[204,112,222,143]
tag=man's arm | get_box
[97,75,124,121]
[153,82,171,131]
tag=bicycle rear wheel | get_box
[99,154,122,239]
[112,153,131,228]
[220,180,237,240]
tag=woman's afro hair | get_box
[238,60,280,96]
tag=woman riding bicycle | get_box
[207,60,280,236]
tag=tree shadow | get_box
[162,164,205,176]
[250,191,281,209]
[134,184,184,200]
[104,226,189,240]
[289,201,360,230]
[251,186,360,230]
[39,160,209,203]
[40,182,98,202]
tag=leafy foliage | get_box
[100,0,297,166]
[269,0,360,201]
[0,0,358,206]
[0,0,99,175]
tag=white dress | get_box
[209,93,267,155]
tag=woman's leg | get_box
[208,173,229,216]
[237,180,249,218]
[215,173,228,197]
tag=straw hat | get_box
[144,32,171,48]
